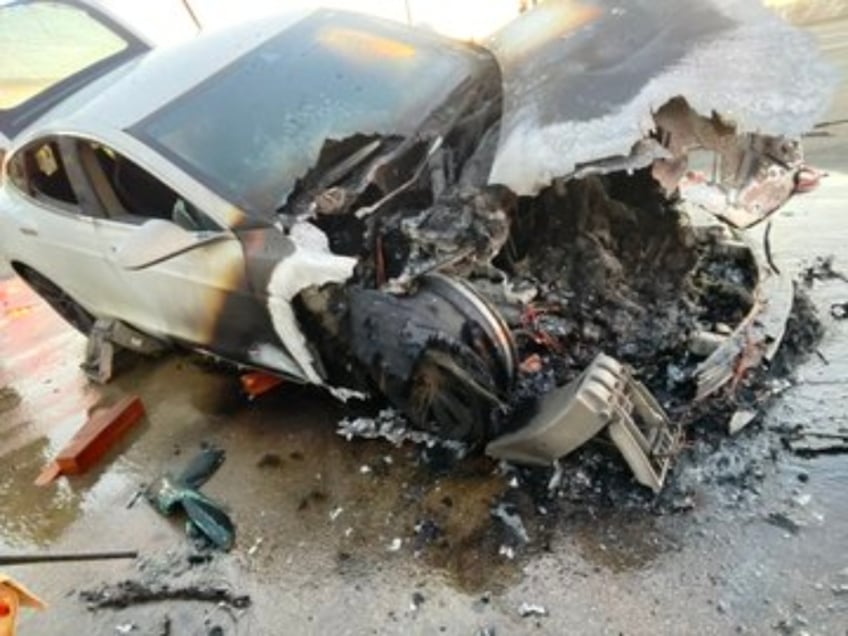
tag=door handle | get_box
[18,227,38,237]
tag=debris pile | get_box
[470,172,763,416]
[327,158,803,493]
[337,407,466,455]
[780,425,848,457]
[80,580,250,611]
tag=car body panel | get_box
[0,182,121,312]
[91,217,243,343]
[0,136,308,379]
[487,0,837,210]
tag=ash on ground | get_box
[339,169,824,551]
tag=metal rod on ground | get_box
[0,550,138,566]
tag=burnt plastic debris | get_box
[487,353,678,493]
[146,446,234,550]
[79,579,251,611]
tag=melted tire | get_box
[346,273,517,446]
[408,344,503,444]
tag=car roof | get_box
[15,8,313,142]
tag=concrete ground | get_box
[2,17,847,636]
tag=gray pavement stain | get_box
[0,436,82,547]
[0,15,846,636]
[569,510,678,573]
[0,385,21,412]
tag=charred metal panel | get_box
[488,0,836,195]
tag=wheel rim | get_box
[417,273,517,392]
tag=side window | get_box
[76,140,220,232]
[8,139,78,206]
[0,2,147,139]
[0,3,129,111]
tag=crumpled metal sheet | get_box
[693,222,794,400]
[486,0,837,196]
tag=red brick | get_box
[54,395,145,475]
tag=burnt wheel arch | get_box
[12,263,95,335]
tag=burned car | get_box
[0,0,834,486]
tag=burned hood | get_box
[486,0,837,197]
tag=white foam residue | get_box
[266,221,356,384]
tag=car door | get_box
[1,135,128,315]
[66,136,284,364]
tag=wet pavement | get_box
[2,17,848,636]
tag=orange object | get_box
[795,166,825,193]
[240,371,283,398]
[520,354,543,374]
[0,574,46,636]
[33,463,60,488]
[35,396,145,486]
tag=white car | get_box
[0,0,833,443]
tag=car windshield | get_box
[133,11,481,215]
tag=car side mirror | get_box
[113,219,229,270]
